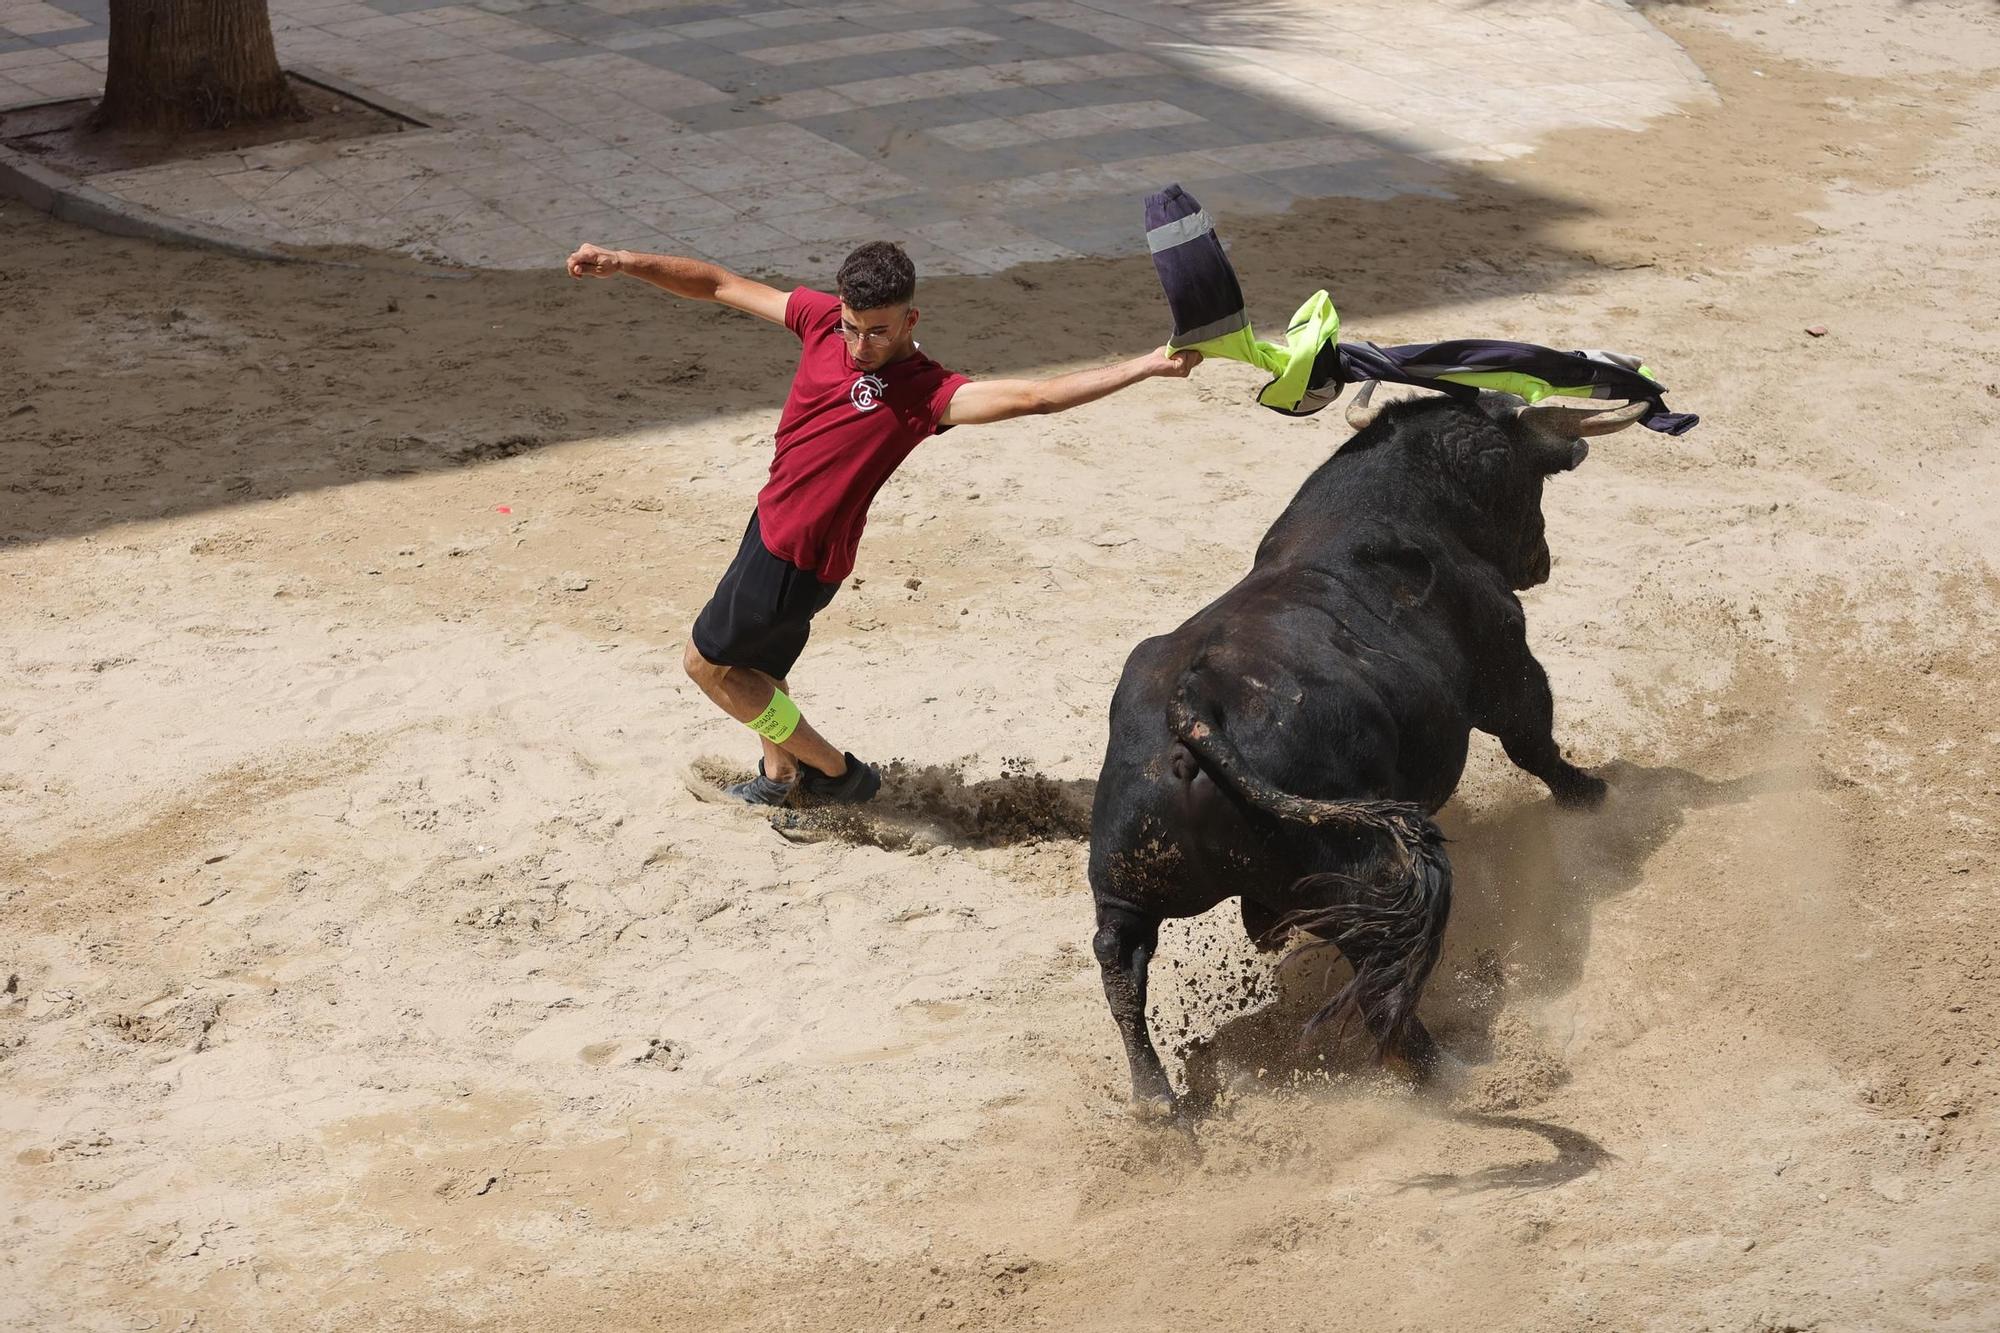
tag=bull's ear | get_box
[1517,400,1650,471]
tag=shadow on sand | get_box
[6,38,1607,553]
[1167,760,1809,1159]
[1394,1111,1620,1197]
[731,752,1802,1192]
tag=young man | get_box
[566,239,1200,806]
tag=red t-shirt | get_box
[755,288,968,583]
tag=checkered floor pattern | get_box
[0,0,1710,272]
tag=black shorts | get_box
[690,511,840,680]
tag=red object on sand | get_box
[494,505,512,514]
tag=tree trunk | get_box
[93,0,301,134]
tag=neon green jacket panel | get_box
[1170,290,1342,412]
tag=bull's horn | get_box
[1345,380,1383,431]
[1517,399,1651,439]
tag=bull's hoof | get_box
[1126,1075,1179,1121]
[1401,1041,1449,1086]
[1551,772,1609,810]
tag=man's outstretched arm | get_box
[566,243,788,325]
[940,347,1201,426]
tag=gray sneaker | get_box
[724,762,795,807]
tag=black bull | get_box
[1087,387,1653,1110]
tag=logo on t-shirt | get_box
[849,373,887,413]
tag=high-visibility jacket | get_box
[1145,184,1699,435]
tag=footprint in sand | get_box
[578,1037,686,1070]
[888,905,976,933]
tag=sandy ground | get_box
[4,1,1999,1329]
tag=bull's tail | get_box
[1283,838,1452,1053]
[1168,690,1452,1057]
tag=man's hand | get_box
[1153,347,1202,378]
[567,243,626,279]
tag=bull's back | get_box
[1090,547,1480,914]
[1226,533,1485,812]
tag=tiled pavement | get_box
[0,0,1712,273]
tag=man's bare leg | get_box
[682,644,848,778]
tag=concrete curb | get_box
[0,71,472,279]
[0,137,311,264]
[0,137,474,278]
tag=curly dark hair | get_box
[835,240,917,311]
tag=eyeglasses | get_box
[838,319,903,345]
